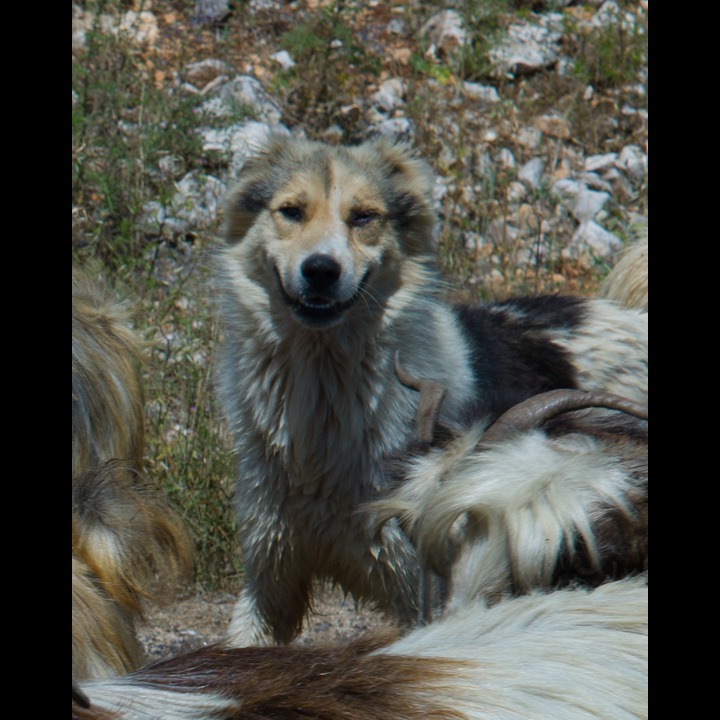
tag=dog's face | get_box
[222,136,437,328]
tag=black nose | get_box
[301,254,342,291]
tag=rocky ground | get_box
[139,587,390,660]
[73,0,648,300]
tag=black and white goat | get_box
[369,357,648,619]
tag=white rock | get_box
[517,126,543,150]
[372,117,413,140]
[172,172,227,229]
[489,21,562,77]
[139,172,226,236]
[420,10,466,57]
[551,178,609,222]
[565,220,623,260]
[201,76,282,125]
[617,145,647,182]
[577,171,613,194]
[157,154,187,180]
[585,153,618,173]
[372,78,405,112]
[270,50,295,70]
[461,82,500,104]
[497,148,516,168]
[590,1,635,29]
[507,181,527,202]
[551,177,585,201]
[572,188,610,222]
[227,122,291,178]
[518,157,545,189]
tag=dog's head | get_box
[221,135,437,328]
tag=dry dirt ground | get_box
[139,586,392,661]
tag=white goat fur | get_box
[372,416,647,611]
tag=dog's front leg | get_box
[225,551,312,647]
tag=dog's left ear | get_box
[365,138,437,255]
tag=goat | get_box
[72,267,146,478]
[73,574,648,720]
[370,358,648,618]
[72,268,194,680]
[212,135,648,645]
[598,226,648,311]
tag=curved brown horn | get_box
[481,388,648,445]
[395,352,448,443]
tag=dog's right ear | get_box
[223,136,293,244]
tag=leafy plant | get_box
[271,0,381,132]
[72,2,203,266]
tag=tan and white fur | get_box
[213,135,648,645]
[73,575,648,720]
[598,224,648,311]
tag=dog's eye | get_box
[349,210,379,228]
[278,206,303,222]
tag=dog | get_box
[212,135,648,645]
[73,575,647,720]
[72,268,193,680]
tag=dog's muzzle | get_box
[275,254,369,327]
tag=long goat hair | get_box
[598,224,648,312]
[370,376,648,617]
[73,575,647,720]
[72,267,147,478]
[72,268,194,681]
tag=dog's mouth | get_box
[274,267,370,327]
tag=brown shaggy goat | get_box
[72,268,193,681]
[72,268,146,478]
